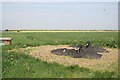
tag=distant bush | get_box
[5,29,9,31]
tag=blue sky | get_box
[2,2,118,30]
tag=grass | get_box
[1,32,119,78]
[2,32,118,51]
[2,51,118,78]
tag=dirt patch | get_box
[28,45,118,72]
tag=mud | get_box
[51,42,109,59]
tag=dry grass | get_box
[24,45,118,72]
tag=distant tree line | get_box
[4,29,20,32]
[4,29,118,31]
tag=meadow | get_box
[2,32,119,78]
[2,32,119,50]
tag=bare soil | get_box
[27,45,118,72]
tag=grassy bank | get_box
[2,51,118,78]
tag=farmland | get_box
[2,32,119,78]
[2,32,119,49]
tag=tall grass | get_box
[2,51,118,78]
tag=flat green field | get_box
[2,32,118,48]
[2,32,119,78]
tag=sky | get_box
[2,0,119,2]
[2,2,118,30]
